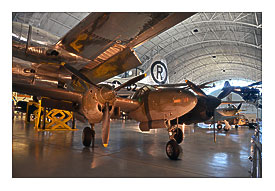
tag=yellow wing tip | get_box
[144,73,147,77]
[103,144,108,148]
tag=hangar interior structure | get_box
[13,12,262,83]
[12,12,262,178]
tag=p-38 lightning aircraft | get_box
[12,12,196,160]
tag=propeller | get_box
[114,73,147,91]
[237,103,243,110]
[62,62,146,147]
[185,80,207,98]
[102,102,111,147]
[62,62,100,89]
[151,80,215,89]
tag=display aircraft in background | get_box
[219,80,262,108]
[12,12,197,160]
[204,103,245,131]
[216,103,244,117]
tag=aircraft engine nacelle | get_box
[139,120,167,131]
[81,86,115,124]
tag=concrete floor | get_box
[12,116,255,178]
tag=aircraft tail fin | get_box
[223,81,231,88]
[140,55,169,85]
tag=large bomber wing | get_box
[56,12,196,84]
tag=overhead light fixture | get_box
[222,69,226,72]
[212,55,216,58]
[193,29,198,33]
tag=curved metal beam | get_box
[169,53,261,72]
[138,26,261,60]
[182,67,260,83]
[167,46,262,65]
[164,40,261,58]
[195,73,260,84]
[170,61,261,78]
[178,20,262,29]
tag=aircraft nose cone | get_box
[171,89,197,115]
[181,90,197,108]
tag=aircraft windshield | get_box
[132,86,155,99]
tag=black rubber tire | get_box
[217,124,222,130]
[224,127,230,131]
[166,140,180,160]
[235,125,239,129]
[173,128,183,144]
[82,127,93,147]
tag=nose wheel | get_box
[82,125,95,147]
[172,128,183,144]
[166,140,181,160]
[217,124,222,130]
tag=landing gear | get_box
[82,124,95,147]
[235,125,239,129]
[173,128,183,144]
[166,119,182,160]
[217,124,222,130]
[166,140,181,160]
[224,127,230,131]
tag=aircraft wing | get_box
[12,82,83,104]
[56,12,196,84]
[212,111,238,123]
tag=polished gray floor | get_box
[12,116,255,178]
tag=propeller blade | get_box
[62,62,100,90]
[114,73,147,91]
[185,80,207,97]
[102,102,111,147]
[237,103,243,110]
[198,80,216,89]
[221,101,245,104]
[152,83,188,88]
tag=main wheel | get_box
[224,127,230,131]
[173,128,183,144]
[217,124,222,130]
[235,125,239,129]
[82,127,93,147]
[166,140,181,160]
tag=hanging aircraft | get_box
[219,81,262,108]
[12,12,197,160]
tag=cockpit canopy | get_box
[131,85,155,99]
